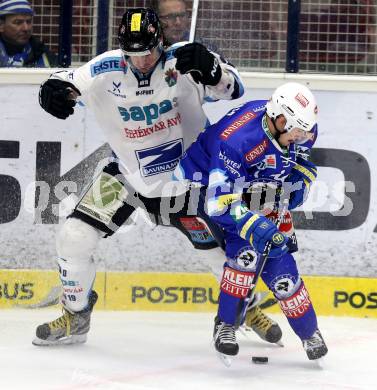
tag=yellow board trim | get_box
[0,270,376,317]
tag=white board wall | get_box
[0,71,376,276]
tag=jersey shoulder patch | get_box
[218,110,257,141]
[90,54,127,77]
[218,100,267,140]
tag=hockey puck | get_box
[252,356,268,364]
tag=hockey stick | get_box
[259,297,278,310]
[13,285,62,309]
[235,197,290,329]
[189,0,200,42]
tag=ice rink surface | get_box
[0,310,375,390]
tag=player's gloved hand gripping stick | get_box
[172,0,222,86]
[235,197,290,329]
[174,42,222,86]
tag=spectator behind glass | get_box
[152,0,217,51]
[152,0,189,46]
[0,0,57,67]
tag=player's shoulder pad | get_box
[89,49,127,77]
[216,100,267,145]
[220,100,269,166]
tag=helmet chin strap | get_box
[271,117,287,141]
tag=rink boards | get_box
[0,73,377,279]
[0,269,376,318]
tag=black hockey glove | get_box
[39,79,81,120]
[174,42,222,86]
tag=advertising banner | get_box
[0,84,376,278]
[1,270,376,317]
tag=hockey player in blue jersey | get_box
[174,82,328,361]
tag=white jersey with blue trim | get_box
[51,47,243,197]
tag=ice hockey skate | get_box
[243,305,283,345]
[213,316,239,367]
[32,290,98,346]
[302,329,328,361]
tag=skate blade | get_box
[313,357,325,369]
[32,333,87,346]
[238,326,249,337]
[216,351,232,367]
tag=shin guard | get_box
[57,218,100,312]
[218,265,255,325]
[278,281,318,340]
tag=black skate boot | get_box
[32,290,98,346]
[243,305,282,344]
[213,316,239,356]
[302,329,328,360]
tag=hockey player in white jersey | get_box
[33,8,281,346]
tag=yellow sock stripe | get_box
[240,214,259,240]
[292,164,316,182]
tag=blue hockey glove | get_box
[286,159,317,210]
[239,214,289,258]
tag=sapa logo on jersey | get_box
[135,139,183,177]
[90,57,126,76]
[118,98,178,125]
[220,112,256,140]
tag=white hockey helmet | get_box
[266,82,318,132]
